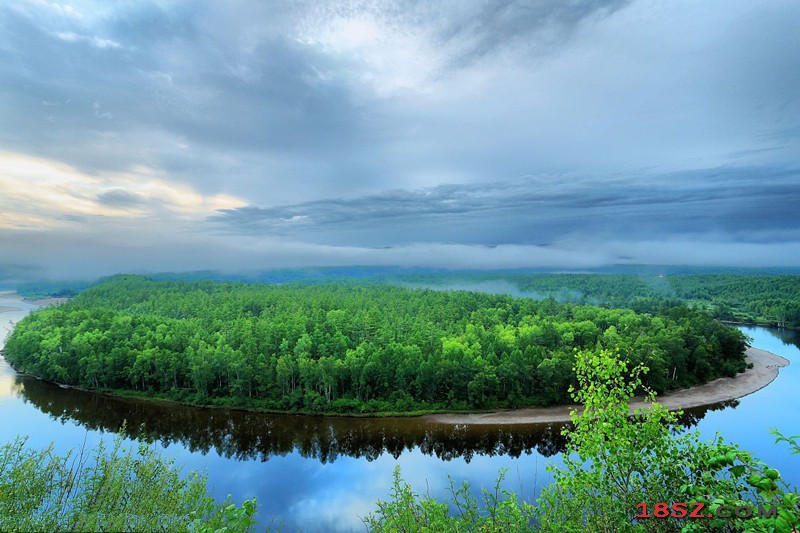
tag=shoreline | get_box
[423,346,789,425]
[0,293,791,423]
[721,320,800,332]
[5,345,789,423]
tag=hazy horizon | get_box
[2,0,799,280]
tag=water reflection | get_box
[11,369,729,465]
[765,327,800,349]
[0,291,780,469]
[677,400,739,427]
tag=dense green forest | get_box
[397,272,800,328]
[5,276,746,414]
[15,269,800,328]
[669,275,800,327]
[13,280,94,300]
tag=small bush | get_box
[0,434,257,533]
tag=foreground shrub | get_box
[536,349,800,532]
[364,466,535,532]
[368,349,800,532]
[0,434,257,532]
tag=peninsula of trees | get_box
[4,276,747,414]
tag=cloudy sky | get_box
[1,0,799,279]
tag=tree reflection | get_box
[14,373,717,464]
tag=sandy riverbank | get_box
[423,347,790,425]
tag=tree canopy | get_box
[5,275,747,414]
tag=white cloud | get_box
[0,152,244,232]
[297,9,443,97]
[92,100,114,119]
[27,0,83,19]
[53,30,121,48]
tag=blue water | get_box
[1,293,798,531]
[689,326,800,486]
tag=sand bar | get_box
[423,347,790,425]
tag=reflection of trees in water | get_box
[16,374,719,464]
[765,327,800,349]
[676,400,738,428]
[16,375,572,463]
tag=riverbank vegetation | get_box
[4,349,797,531]
[0,434,257,532]
[366,349,800,532]
[4,276,746,414]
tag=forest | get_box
[400,272,800,328]
[14,270,800,328]
[5,275,747,414]
[6,349,798,531]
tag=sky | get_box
[1,0,799,280]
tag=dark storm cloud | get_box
[2,0,800,276]
[212,166,800,246]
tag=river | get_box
[0,293,798,531]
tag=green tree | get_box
[536,349,800,532]
[0,434,257,532]
[4,276,750,415]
